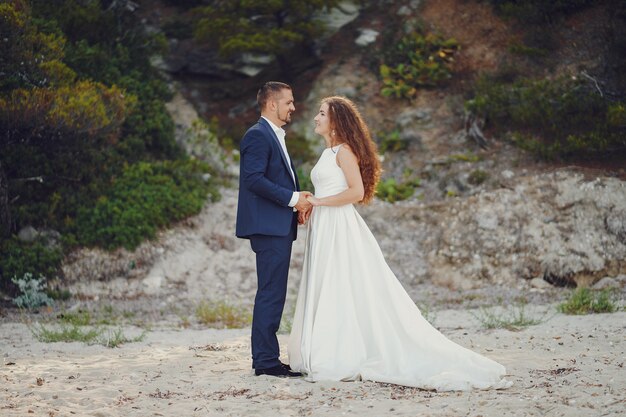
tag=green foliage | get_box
[30,323,145,347]
[11,272,53,309]
[380,31,459,100]
[507,41,549,58]
[488,0,596,23]
[378,129,409,153]
[192,0,340,74]
[448,153,481,163]
[162,18,194,40]
[0,238,63,293]
[57,306,137,326]
[296,167,313,193]
[0,1,219,275]
[286,132,315,165]
[75,160,220,250]
[0,81,131,140]
[376,178,421,203]
[468,169,490,185]
[195,300,252,329]
[558,288,619,315]
[466,76,626,158]
[31,323,101,344]
[0,1,68,91]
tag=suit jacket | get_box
[236,117,300,240]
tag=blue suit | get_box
[236,117,300,370]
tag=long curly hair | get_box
[322,96,381,204]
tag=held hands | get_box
[297,194,323,225]
[295,191,313,225]
[305,194,323,207]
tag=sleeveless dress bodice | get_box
[310,145,348,199]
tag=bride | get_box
[288,96,511,391]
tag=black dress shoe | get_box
[281,362,292,371]
[255,364,302,378]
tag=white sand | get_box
[2,308,624,417]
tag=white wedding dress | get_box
[288,145,511,391]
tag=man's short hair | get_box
[257,81,292,110]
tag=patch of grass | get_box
[468,169,489,185]
[557,288,619,315]
[56,306,136,327]
[195,301,251,329]
[58,310,92,326]
[100,328,146,348]
[30,323,146,347]
[471,303,547,330]
[448,153,481,163]
[31,324,101,344]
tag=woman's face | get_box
[314,102,331,137]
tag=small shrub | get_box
[195,301,251,329]
[378,130,409,153]
[468,169,489,185]
[558,288,618,315]
[11,273,54,310]
[100,328,146,348]
[376,178,421,203]
[380,31,459,100]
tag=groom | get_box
[236,81,311,378]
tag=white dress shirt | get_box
[261,116,299,207]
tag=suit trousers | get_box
[249,218,296,369]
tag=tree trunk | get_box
[0,160,11,237]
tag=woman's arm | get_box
[308,146,364,207]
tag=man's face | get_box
[272,89,295,126]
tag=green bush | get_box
[466,76,626,158]
[380,31,459,100]
[0,238,63,293]
[488,0,595,23]
[11,272,54,309]
[75,160,220,250]
[376,178,421,203]
[378,130,409,153]
[558,288,619,315]
[468,169,489,185]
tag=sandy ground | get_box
[1,307,624,417]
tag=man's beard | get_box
[277,109,291,124]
